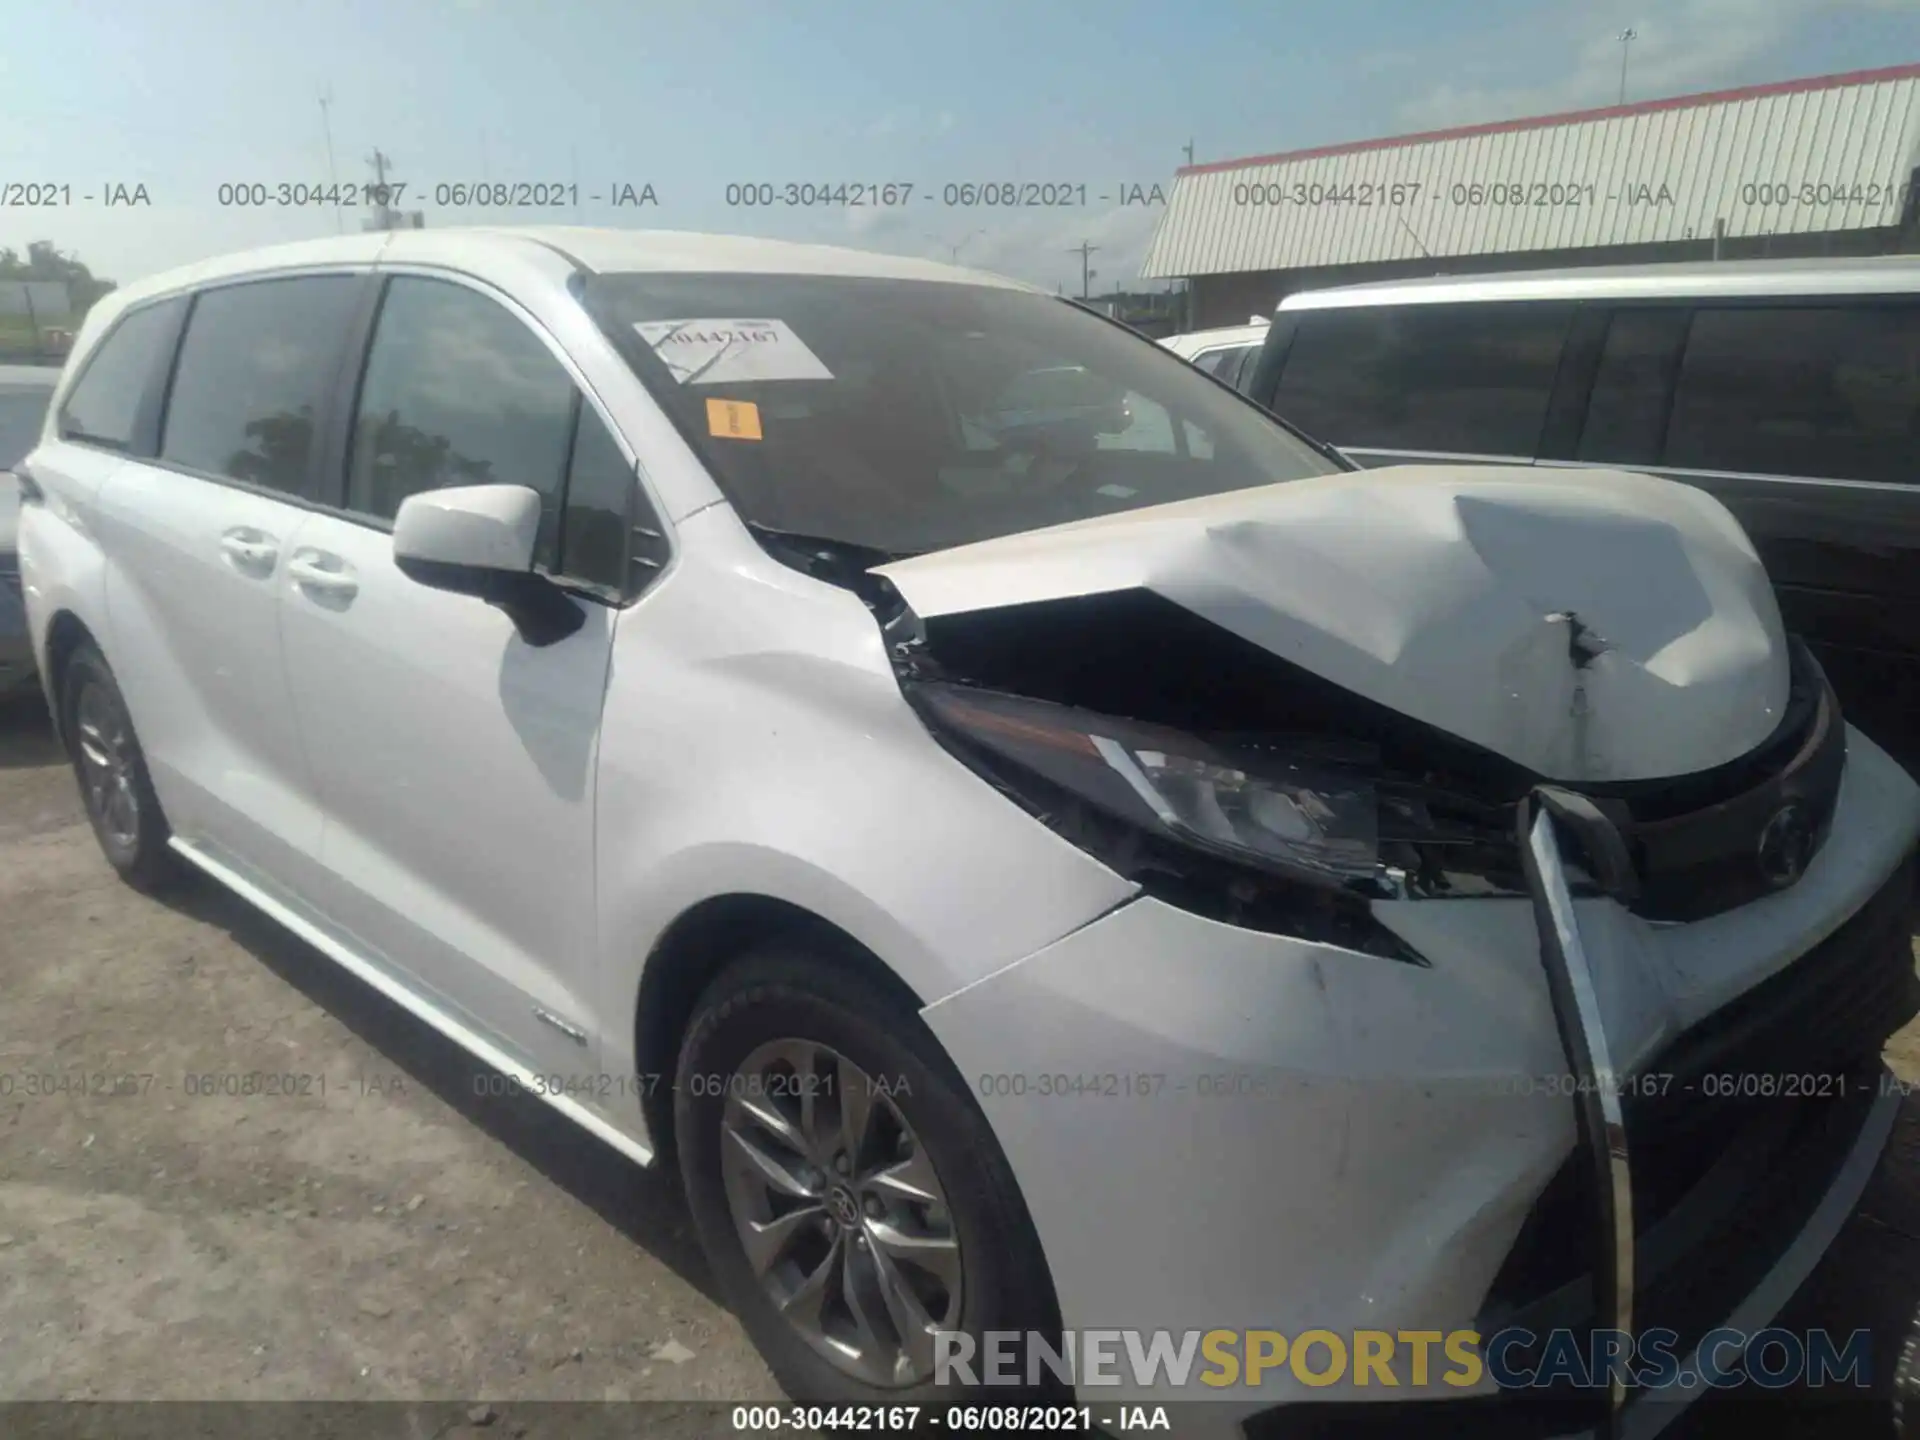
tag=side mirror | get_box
[392,484,583,646]
[393,483,541,580]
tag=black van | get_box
[1243,258,1920,745]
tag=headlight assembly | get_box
[909,682,1529,940]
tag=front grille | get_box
[1601,640,1847,923]
[1483,855,1915,1358]
[1630,855,1915,1172]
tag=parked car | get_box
[16,228,1920,1437]
[1242,258,1920,743]
[0,363,60,696]
[1160,318,1270,391]
[972,363,1134,446]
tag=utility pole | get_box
[1068,241,1099,299]
[319,87,342,233]
[1616,28,1637,106]
[1181,138,1195,168]
[367,148,394,229]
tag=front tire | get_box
[675,945,1061,1410]
[60,642,178,892]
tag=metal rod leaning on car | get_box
[1518,786,1637,1439]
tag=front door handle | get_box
[219,527,279,574]
[287,550,359,603]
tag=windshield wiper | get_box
[748,523,920,570]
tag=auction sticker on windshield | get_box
[634,318,833,384]
[706,398,764,440]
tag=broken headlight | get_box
[912,682,1526,921]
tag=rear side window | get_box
[1273,302,1573,456]
[162,276,361,495]
[1663,305,1920,485]
[57,298,185,451]
[1577,308,1690,464]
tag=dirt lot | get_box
[4,689,1920,1438]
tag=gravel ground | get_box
[4,688,1920,1438]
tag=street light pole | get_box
[1616,28,1638,106]
[318,86,343,234]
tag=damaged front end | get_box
[891,592,1534,958]
[757,465,1908,1437]
[760,463,1849,953]
[894,592,1844,961]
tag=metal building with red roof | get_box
[1144,64,1920,328]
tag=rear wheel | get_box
[60,643,178,891]
[675,946,1061,1408]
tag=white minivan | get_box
[16,227,1920,1438]
[1159,319,1270,391]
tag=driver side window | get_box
[347,276,576,566]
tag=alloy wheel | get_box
[719,1038,963,1387]
[74,681,140,850]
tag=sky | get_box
[2,0,1917,296]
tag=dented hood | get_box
[873,465,1791,783]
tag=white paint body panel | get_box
[586,504,1142,1137]
[1159,321,1270,359]
[93,462,332,894]
[276,503,616,1079]
[879,463,1788,782]
[16,226,1920,1431]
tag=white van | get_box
[1158,318,1269,390]
[18,227,1919,1438]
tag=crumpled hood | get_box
[873,465,1791,783]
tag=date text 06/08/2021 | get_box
[727,1403,1165,1432]
[721,182,1168,208]
[211,181,660,209]
[964,1070,1909,1101]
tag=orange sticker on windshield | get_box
[706,397,763,440]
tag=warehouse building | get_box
[1142,62,1920,331]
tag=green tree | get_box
[0,241,117,320]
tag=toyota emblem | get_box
[1756,804,1815,889]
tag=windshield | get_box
[583,273,1338,555]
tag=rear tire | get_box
[60,642,178,892]
[675,945,1062,1411]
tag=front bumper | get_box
[921,727,1920,1436]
